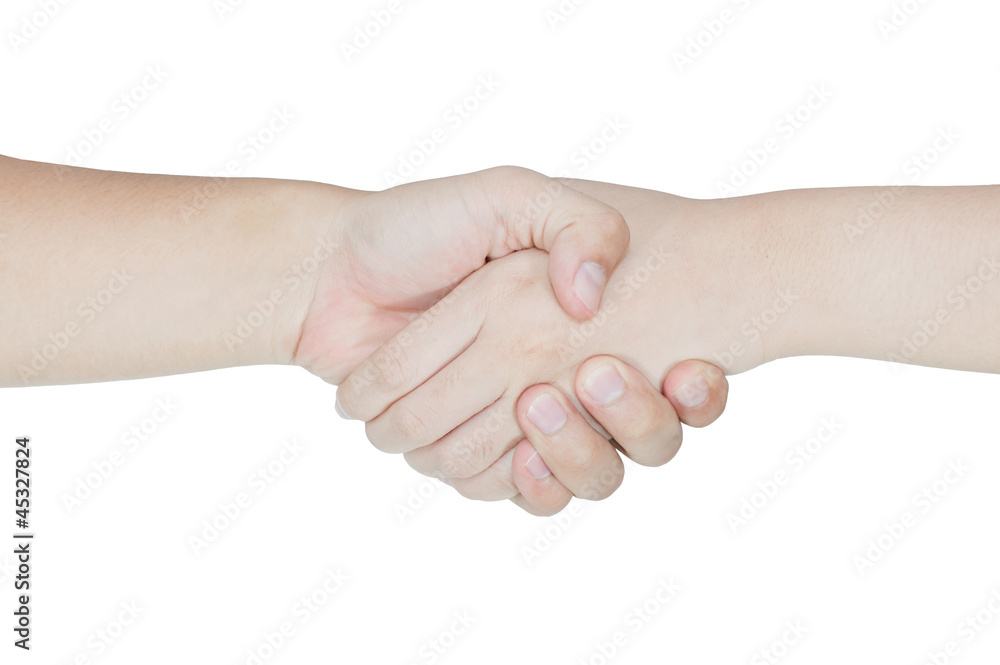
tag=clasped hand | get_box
[299,169,741,515]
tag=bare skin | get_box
[337,180,1000,512]
[0,156,721,515]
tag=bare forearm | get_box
[754,185,1000,373]
[0,156,347,386]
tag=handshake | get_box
[5,156,994,516]
[292,166,765,515]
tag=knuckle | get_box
[596,206,627,230]
[576,464,623,501]
[453,473,516,502]
[438,447,480,480]
[402,448,433,476]
[634,428,683,468]
[558,438,603,474]
[479,165,534,204]
[364,420,398,454]
[391,406,433,449]
[625,413,670,449]
[449,482,481,501]
[339,346,412,422]
[492,164,535,184]
[438,435,494,480]
[590,208,629,251]
[366,344,411,393]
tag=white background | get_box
[2,0,1000,663]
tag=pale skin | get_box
[0,158,628,382]
[0,156,720,516]
[336,180,1000,512]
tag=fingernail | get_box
[524,452,551,479]
[527,393,567,434]
[583,364,625,406]
[573,262,606,315]
[335,395,353,420]
[673,374,709,408]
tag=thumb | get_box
[473,166,630,320]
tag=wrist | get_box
[716,193,797,372]
[660,195,783,376]
[244,178,353,367]
[732,187,863,368]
